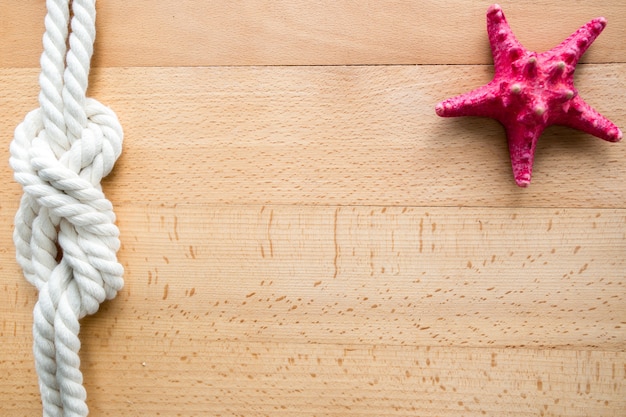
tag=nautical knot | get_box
[11,100,124,308]
[9,0,123,416]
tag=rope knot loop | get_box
[53,98,123,185]
[11,97,124,315]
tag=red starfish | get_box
[436,4,622,187]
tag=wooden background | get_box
[1,1,625,416]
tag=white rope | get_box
[10,1,123,415]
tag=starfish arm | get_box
[549,17,607,66]
[504,123,544,187]
[435,83,501,118]
[555,96,623,142]
[486,4,526,74]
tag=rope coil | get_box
[9,1,123,415]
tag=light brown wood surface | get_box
[1,1,625,416]
[2,1,626,66]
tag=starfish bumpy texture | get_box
[436,4,622,187]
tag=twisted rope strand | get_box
[10,1,123,415]
[63,0,96,142]
[39,0,70,158]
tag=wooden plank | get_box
[2,65,624,208]
[1,1,625,67]
[105,204,626,349]
[2,339,625,416]
[2,204,624,350]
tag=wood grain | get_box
[1,65,624,208]
[1,203,625,416]
[2,203,624,349]
[3,341,625,416]
[1,1,625,416]
[1,1,625,67]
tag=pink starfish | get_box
[436,4,622,187]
